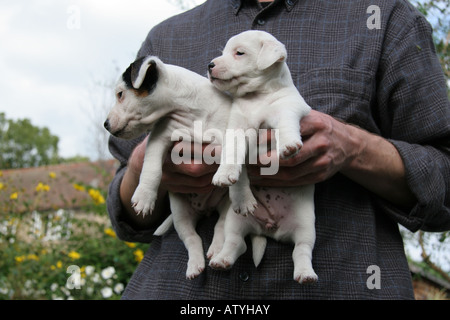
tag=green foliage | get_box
[0,112,60,169]
[0,210,148,300]
[411,0,450,89]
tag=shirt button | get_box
[286,0,294,6]
[239,272,250,282]
[257,19,266,26]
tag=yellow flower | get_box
[15,255,25,263]
[0,182,5,191]
[124,242,137,248]
[73,183,85,192]
[68,251,81,260]
[80,266,87,278]
[35,182,50,192]
[10,192,18,200]
[88,188,106,205]
[49,171,57,179]
[51,260,63,270]
[104,228,116,238]
[133,249,144,263]
[27,254,39,261]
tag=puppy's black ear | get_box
[123,56,159,91]
[256,40,287,70]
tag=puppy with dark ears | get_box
[105,56,235,279]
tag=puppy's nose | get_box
[207,62,215,72]
[104,119,111,132]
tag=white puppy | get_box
[104,56,233,279]
[208,30,318,283]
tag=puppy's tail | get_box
[251,235,267,268]
[153,214,174,236]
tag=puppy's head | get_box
[208,30,287,96]
[104,56,166,139]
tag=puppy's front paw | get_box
[131,185,157,217]
[212,165,241,187]
[294,268,318,284]
[279,140,302,160]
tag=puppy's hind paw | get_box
[206,243,223,261]
[186,263,205,280]
[294,269,318,284]
[232,198,258,216]
[209,256,233,270]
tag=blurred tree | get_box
[412,0,450,93]
[405,0,450,283]
[0,112,60,169]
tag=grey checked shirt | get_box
[107,0,450,299]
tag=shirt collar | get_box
[231,0,299,15]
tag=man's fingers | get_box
[161,171,217,194]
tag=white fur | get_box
[208,31,318,283]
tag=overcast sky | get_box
[0,0,204,160]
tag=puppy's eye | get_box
[236,51,245,56]
[117,91,123,100]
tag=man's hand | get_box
[248,110,415,207]
[161,142,219,194]
[248,110,359,186]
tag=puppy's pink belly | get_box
[251,187,293,231]
[188,189,228,212]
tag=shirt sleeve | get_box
[376,13,450,232]
[106,134,157,243]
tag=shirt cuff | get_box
[383,139,450,232]
[106,166,156,243]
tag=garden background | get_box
[0,0,449,300]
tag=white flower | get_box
[92,273,100,283]
[85,265,95,276]
[101,287,113,298]
[101,266,115,280]
[50,283,59,292]
[114,283,124,294]
[24,280,33,289]
[61,287,71,296]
